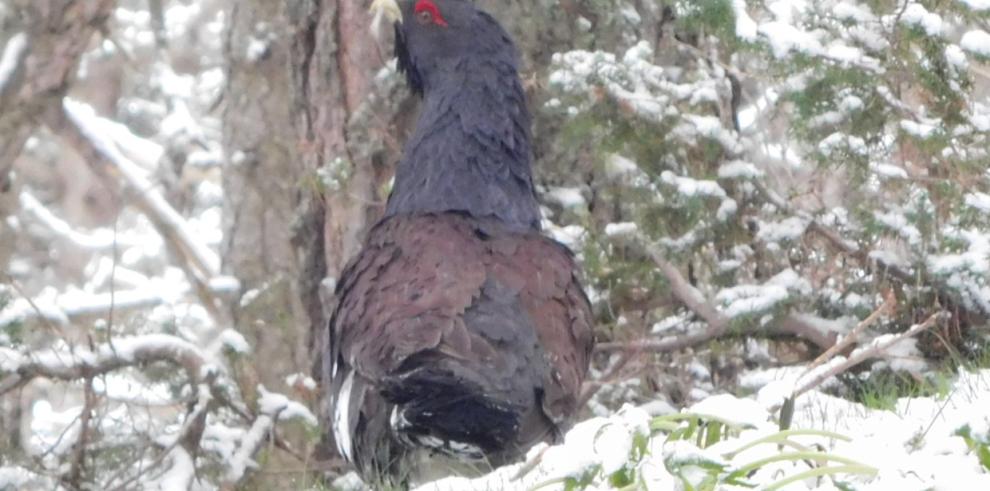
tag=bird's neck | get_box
[384,58,541,231]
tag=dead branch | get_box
[41,101,232,331]
[792,312,945,397]
[594,311,839,355]
[803,290,896,376]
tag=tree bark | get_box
[222,1,314,387]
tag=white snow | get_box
[872,162,909,179]
[833,2,877,23]
[605,154,648,184]
[732,0,758,41]
[960,30,990,56]
[546,186,587,209]
[604,222,638,238]
[964,192,990,213]
[0,32,27,94]
[688,393,769,427]
[218,329,251,354]
[410,369,990,490]
[225,414,272,482]
[758,216,809,243]
[818,132,868,156]
[759,21,823,59]
[660,171,726,199]
[257,385,318,426]
[901,3,944,36]
[946,44,969,69]
[716,269,809,319]
[928,228,989,275]
[960,0,990,10]
[874,210,923,246]
[901,119,939,138]
[414,405,653,491]
[718,160,763,180]
[285,372,318,391]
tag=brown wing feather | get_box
[327,212,594,476]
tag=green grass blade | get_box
[763,464,879,491]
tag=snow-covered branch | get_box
[18,191,136,251]
[60,99,219,278]
[793,312,945,397]
[0,334,214,395]
[594,232,837,354]
[40,99,234,331]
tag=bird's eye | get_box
[414,0,448,27]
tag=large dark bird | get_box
[325,0,594,484]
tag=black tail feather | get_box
[381,364,521,459]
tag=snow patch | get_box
[964,192,990,213]
[0,32,27,94]
[732,0,758,41]
[604,222,638,238]
[900,3,944,36]
[961,30,990,57]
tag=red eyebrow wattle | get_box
[414,0,448,26]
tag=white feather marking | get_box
[333,370,356,462]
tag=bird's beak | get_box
[370,0,402,40]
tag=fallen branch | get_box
[802,290,896,377]
[792,312,945,398]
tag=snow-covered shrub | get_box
[540,0,990,410]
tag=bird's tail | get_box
[380,356,523,462]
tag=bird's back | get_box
[326,212,593,483]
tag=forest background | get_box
[1,0,989,489]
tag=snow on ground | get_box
[402,369,990,491]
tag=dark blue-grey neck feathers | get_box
[384,13,540,231]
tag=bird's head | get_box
[370,0,516,95]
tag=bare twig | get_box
[66,376,97,488]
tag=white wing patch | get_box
[333,370,356,462]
